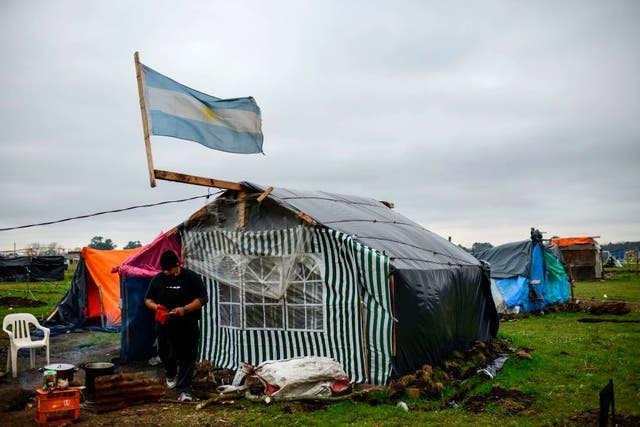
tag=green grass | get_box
[0,270,74,320]
[573,272,640,303]
[1,272,639,425]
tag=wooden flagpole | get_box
[134,51,157,188]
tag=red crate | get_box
[35,388,80,426]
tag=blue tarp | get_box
[478,237,570,313]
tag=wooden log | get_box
[196,390,244,410]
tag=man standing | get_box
[145,250,208,402]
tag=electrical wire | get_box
[0,192,222,232]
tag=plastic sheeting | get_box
[474,240,531,279]
[183,225,323,301]
[248,356,349,398]
[0,255,65,282]
[117,232,182,363]
[30,256,66,281]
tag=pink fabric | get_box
[114,232,182,279]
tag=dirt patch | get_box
[500,300,635,321]
[0,296,46,307]
[562,409,640,426]
[561,300,631,315]
[577,318,640,323]
[463,385,535,416]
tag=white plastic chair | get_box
[2,313,50,378]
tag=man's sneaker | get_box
[166,377,177,389]
[148,355,162,366]
[178,392,193,402]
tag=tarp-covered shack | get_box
[474,229,570,314]
[550,237,603,281]
[179,183,499,385]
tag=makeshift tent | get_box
[550,237,603,281]
[0,255,30,281]
[0,255,65,282]
[175,183,498,385]
[116,232,181,363]
[474,230,570,314]
[47,247,140,329]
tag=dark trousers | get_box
[157,319,199,394]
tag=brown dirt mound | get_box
[463,385,535,415]
[0,296,46,307]
[560,300,631,315]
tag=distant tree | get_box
[88,236,117,250]
[457,244,472,253]
[471,242,493,254]
[28,242,62,255]
[124,240,142,249]
[44,242,60,255]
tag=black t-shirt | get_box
[145,268,208,321]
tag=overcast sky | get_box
[1,0,639,252]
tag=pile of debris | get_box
[388,337,516,400]
[188,338,527,406]
[192,360,236,397]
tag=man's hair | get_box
[160,250,180,271]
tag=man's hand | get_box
[169,306,187,317]
[155,304,170,324]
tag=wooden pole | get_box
[359,294,370,384]
[134,51,156,188]
[238,190,247,229]
[390,274,397,358]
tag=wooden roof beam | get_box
[154,169,244,191]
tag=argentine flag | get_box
[140,64,263,154]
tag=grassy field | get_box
[0,270,74,320]
[573,272,640,304]
[1,271,639,426]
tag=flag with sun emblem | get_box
[139,64,263,154]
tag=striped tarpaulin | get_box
[183,225,392,385]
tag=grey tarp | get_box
[238,183,499,374]
[473,240,531,279]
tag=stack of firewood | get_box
[94,373,164,412]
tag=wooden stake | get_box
[257,186,273,203]
[134,51,156,188]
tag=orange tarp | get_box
[81,247,141,327]
[551,237,596,247]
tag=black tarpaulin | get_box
[30,256,66,281]
[239,183,500,376]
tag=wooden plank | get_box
[154,169,244,190]
[298,211,316,225]
[359,294,370,384]
[238,190,247,229]
[133,52,156,188]
[257,186,274,202]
